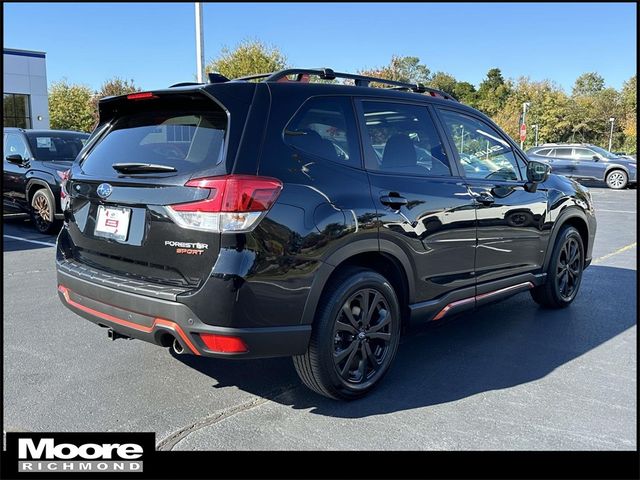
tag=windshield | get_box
[589,145,619,159]
[25,132,89,161]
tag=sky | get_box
[3,2,637,93]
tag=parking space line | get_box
[593,242,636,264]
[3,235,55,247]
[596,209,636,213]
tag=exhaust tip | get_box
[172,337,185,355]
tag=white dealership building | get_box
[3,48,50,129]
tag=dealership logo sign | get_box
[17,437,144,473]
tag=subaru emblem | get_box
[96,183,113,199]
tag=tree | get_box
[620,75,637,153]
[475,68,511,117]
[428,72,457,96]
[452,81,477,105]
[91,77,140,126]
[48,79,94,133]
[568,72,622,148]
[358,55,431,86]
[572,72,605,97]
[428,72,477,104]
[205,39,287,80]
[492,77,571,147]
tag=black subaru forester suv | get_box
[56,68,596,400]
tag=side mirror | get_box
[525,160,551,192]
[6,154,26,165]
[592,155,600,162]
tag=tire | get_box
[30,188,59,234]
[293,267,401,400]
[531,225,584,308]
[605,169,628,189]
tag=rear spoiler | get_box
[96,85,210,126]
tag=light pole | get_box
[195,3,205,83]
[533,124,539,146]
[520,102,531,149]
[459,124,465,152]
[608,117,615,152]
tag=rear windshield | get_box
[25,132,89,161]
[80,110,227,176]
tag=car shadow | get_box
[173,265,636,418]
[2,217,59,252]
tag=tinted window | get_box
[25,132,89,161]
[573,148,596,160]
[359,101,451,176]
[535,148,552,156]
[439,109,522,181]
[81,110,226,176]
[554,148,573,158]
[588,145,618,159]
[4,133,29,159]
[284,96,359,166]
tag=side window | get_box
[359,101,451,176]
[536,148,552,156]
[4,133,29,159]
[284,96,360,166]
[554,147,573,158]
[438,109,522,181]
[573,148,596,160]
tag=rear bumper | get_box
[56,265,311,359]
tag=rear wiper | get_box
[112,162,177,173]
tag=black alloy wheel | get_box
[555,236,582,302]
[531,225,584,308]
[332,288,394,386]
[293,268,401,400]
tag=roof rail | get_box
[232,67,458,101]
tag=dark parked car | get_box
[56,69,596,399]
[3,128,90,232]
[527,143,637,189]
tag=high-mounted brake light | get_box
[127,92,157,100]
[166,175,283,233]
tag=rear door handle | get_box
[380,195,408,208]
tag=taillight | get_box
[57,169,71,211]
[166,175,283,233]
[199,333,248,353]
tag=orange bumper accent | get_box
[58,285,201,355]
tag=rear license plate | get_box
[95,205,131,242]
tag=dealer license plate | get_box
[94,205,131,242]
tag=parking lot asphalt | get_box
[3,186,636,450]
